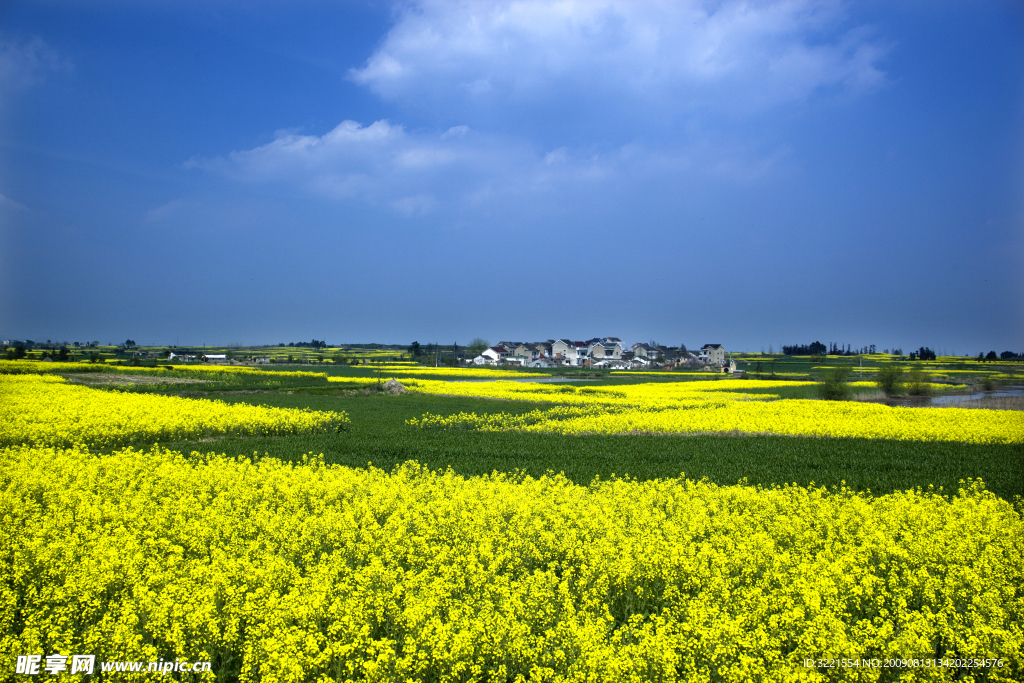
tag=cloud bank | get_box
[352,0,887,118]
[199,0,884,213]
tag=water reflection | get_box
[928,388,1023,406]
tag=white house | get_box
[551,339,582,364]
[481,345,510,363]
[588,341,622,360]
[601,337,625,354]
[631,343,659,359]
[511,343,534,360]
[701,344,726,366]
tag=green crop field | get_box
[5,359,1016,500]
[34,361,1003,501]
[165,390,1023,501]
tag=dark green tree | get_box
[907,367,931,395]
[817,366,852,400]
[875,365,905,396]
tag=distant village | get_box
[1,337,741,371]
[472,338,735,372]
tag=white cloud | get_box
[0,37,67,92]
[0,193,28,212]
[195,1,883,216]
[197,119,547,210]
[441,125,469,139]
[144,200,185,223]
[351,0,888,117]
[197,117,789,215]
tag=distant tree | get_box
[985,351,998,361]
[875,365,905,397]
[910,347,935,361]
[467,338,489,355]
[226,349,236,361]
[124,339,136,348]
[410,341,422,356]
[783,341,826,356]
[58,346,69,361]
[907,366,931,395]
[817,366,852,400]
[1001,351,1020,360]
[89,352,101,363]
[679,343,688,354]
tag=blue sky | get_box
[1,0,1022,353]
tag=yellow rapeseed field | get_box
[0,374,349,448]
[0,360,330,381]
[403,379,1023,444]
[2,445,1021,682]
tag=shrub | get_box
[875,365,905,396]
[816,366,851,400]
[907,367,931,396]
[982,375,996,391]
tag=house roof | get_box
[702,344,723,350]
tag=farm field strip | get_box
[401,378,1021,444]
[0,360,333,381]
[0,374,349,448]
